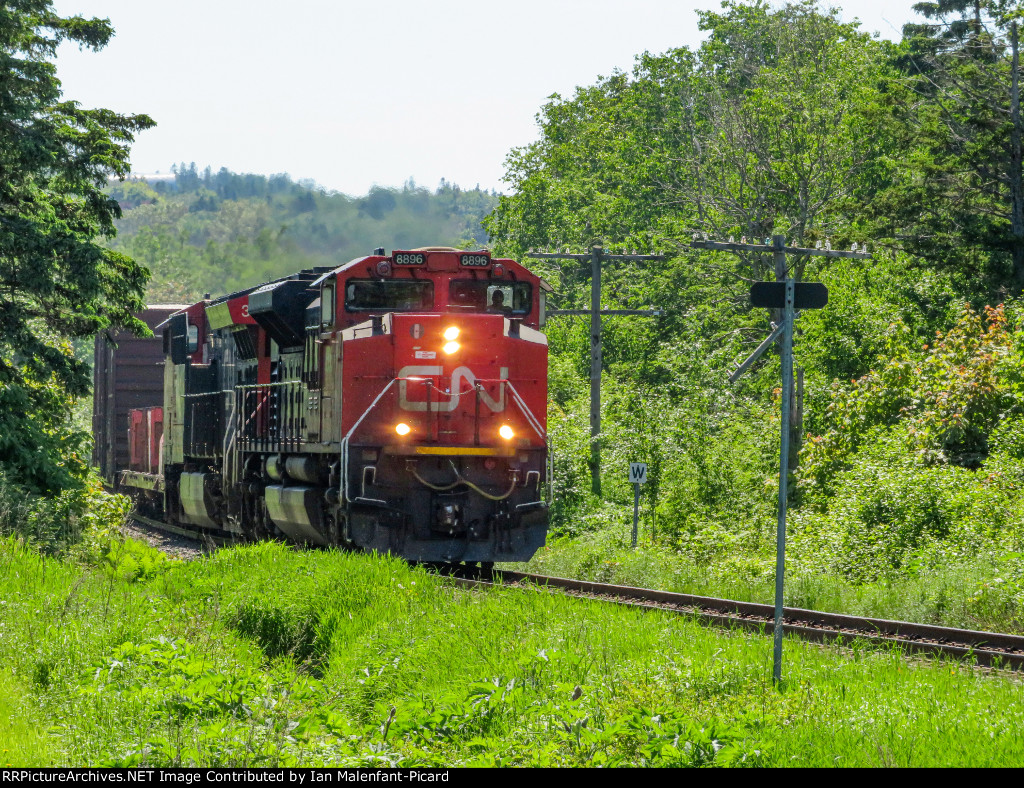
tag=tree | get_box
[486,2,892,283]
[483,0,894,396]
[876,0,1024,292]
[0,2,154,492]
[656,2,890,268]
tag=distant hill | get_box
[107,163,499,303]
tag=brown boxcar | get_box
[92,306,184,488]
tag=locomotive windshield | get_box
[449,280,532,315]
[345,279,434,312]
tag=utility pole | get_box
[692,233,871,686]
[695,235,870,470]
[527,246,663,497]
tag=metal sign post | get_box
[629,462,647,547]
[773,279,795,685]
[691,234,870,686]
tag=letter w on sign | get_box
[629,463,648,484]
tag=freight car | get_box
[94,247,551,564]
[93,305,184,487]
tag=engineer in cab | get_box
[488,289,511,315]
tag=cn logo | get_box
[397,366,508,412]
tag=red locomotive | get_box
[95,247,551,564]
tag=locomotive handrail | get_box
[504,381,546,440]
[182,390,222,457]
[235,381,304,389]
[339,375,546,503]
[234,380,307,452]
[222,392,237,488]
[340,378,398,503]
[343,378,399,442]
[237,387,271,433]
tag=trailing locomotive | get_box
[95,247,551,564]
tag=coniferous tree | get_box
[878,0,1024,291]
[0,1,154,492]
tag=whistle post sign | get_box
[629,463,647,548]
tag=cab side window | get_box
[344,279,434,312]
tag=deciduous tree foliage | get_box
[0,1,153,492]
[485,1,892,280]
[483,1,899,415]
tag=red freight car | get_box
[128,406,162,474]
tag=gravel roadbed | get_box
[120,518,207,560]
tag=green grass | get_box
[2,534,1024,766]
[0,672,53,766]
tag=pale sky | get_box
[51,1,922,196]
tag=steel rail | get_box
[451,570,1024,670]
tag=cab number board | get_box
[460,254,490,267]
[394,253,426,266]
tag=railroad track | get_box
[127,514,1024,670]
[452,570,1024,671]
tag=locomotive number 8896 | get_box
[96,247,552,565]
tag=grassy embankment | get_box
[2,534,1024,767]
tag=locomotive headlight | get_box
[395,422,411,436]
[443,341,460,355]
[443,326,460,341]
[499,425,515,440]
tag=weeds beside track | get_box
[4,536,1024,766]
[131,514,1024,672]
[463,571,1024,670]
